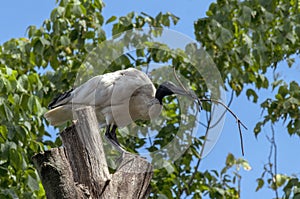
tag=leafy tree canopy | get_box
[0,0,299,198]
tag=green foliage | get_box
[255,81,300,136]
[256,174,300,199]
[150,153,250,198]
[0,42,47,198]
[0,0,299,198]
[194,0,300,136]
[110,11,179,36]
[0,0,106,197]
[283,177,300,199]
[0,0,187,197]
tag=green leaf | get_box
[246,88,258,103]
[275,174,288,188]
[294,193,300,199]
[28,73,43,90]
[72,4,86,16]
[218,27,233,46]
[3,104,13,121]
[28,95,34,113]
[239,6,252,25]
[112,23,123,36]
[286,57,295,67]
[161,15,170,27]
[225,153,235,167]
[60,35,70,46]
[238,159,252,171]
[27,26,37,38]
[94,0,104,10]
[50,7,64,21]
[33,39,44,55]
[39,38,50,46]
[43,19,52,32]
[170,13,179,25]
[256,178,264,191]
[27,173,40,191]
[84,31,95,39]
[286,33,296,44]
[17,75,28,91]
[136,49,145,57]
[105,16,117,24]
[0,125,8,140]
[278,84,288,98]
[9,148,22,170]
[32,96,42,116]
[290,81,299,93]
[79,4,87,16]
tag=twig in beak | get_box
[172,67,247,156]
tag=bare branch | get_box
[265,124,279,199]
[178,110,213,197]
[238,121,245,156]
[209,89,234,129]
[172,67,248,197]
[199,98,247,156]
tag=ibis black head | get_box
[155,81,197,104]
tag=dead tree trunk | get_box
[33,107,153,199]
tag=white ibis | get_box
[44,68,197,151]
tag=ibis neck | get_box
[155,90,168,105]
[155,88,173,105]
[155,94,163,105]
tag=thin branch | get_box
[205,102,210,125]
[235,172,242,198]
[209,89,234,129]
[266,124,279,199]
[173,68,247,196]
[201,98,247,130]
[145,51,151,74]
[147,131,153,146]
[199,98,247,156]
[178,111,213,197]
[126,52,136,62]
[173,67,188,92]
[177,92,247,196]
[196,120,208,128]
[272,125,278,197]
[195,91,233,137]
[238,121,245,157]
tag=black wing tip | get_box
[48,88,74,109]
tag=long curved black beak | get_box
[161,81,202,109]
[162,81,197,98]
[155,81,200,107]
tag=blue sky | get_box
[1,1,299,198]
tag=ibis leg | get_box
[104,125,126,153]
[104,124,111,138]
[110,125,119,145]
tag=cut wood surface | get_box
[33,106,153,199]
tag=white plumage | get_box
[44,68,196,150]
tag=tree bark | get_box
[33,106,153,199]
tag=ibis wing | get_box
[48,68,154,109]
[70,74,117,107]
[48,89,74,109]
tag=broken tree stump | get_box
[33,106,153,199]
